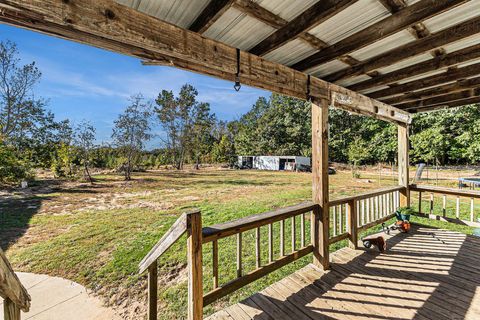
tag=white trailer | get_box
[238,156,311,171]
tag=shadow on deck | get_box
[207,224,480,320]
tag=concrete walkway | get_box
[0,273,120,320]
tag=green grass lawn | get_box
[1,167,478,319]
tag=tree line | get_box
[1,40,480,185]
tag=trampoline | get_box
[459,177,480,190]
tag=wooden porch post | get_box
[187,211,203,320]
[312,99,330,270]
[398,124,410,207]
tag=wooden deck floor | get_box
[206,225,480,320]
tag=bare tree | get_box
[112,94,152,180]
[75,120,96,183]
[0,40,43,141]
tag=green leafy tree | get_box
[155,84,216,169]
[74,120,96,183]
[348,137,370,178]
[112,94,152,180]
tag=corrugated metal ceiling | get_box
[114,0,480,110]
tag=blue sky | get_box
[0,24,269,147]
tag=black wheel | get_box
[363,240,372,248]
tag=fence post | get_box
[348,200,358,249]
[187,210,203,320]
[398,124,410,207]
[311,99,330,270]
[4,298,21,320]
[148,261,158,320]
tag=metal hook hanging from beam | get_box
[234,48,241,92]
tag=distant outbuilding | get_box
[238,156,311,171]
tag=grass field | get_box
[1,166,479,318]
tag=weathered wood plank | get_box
[292,0,467,71]
[383,76,480,106]
[187,211,203,320]
[329,186,405,207]
[0,248,30,312]
[147,261,158,320]
[327,16,480,83]
[399,88,480,110]
[0,0,408,123]
[351,42,480,92]
[410,185,480,199]
[398,124,410,207]
[189,0,235,33]
[203,245,313,306]
[202,202,316,243]
[249,0,357,56]
[139,212,187,274]
[311,99,329,270]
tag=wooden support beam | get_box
[398,124,410,207]
[189,0,235,33]
[186,211,203,320]
[347,200,358,249]
[369,62,480,100]
[311,99,330,270]
[325,15,480,83]
[398,88,480,110]
[147,261,158,320]
[292,0,467,72]
[0,0,411,125]
[412,96,480,113]
[382,76,480,105]
[249,0,357,56]
[350,43,480,92]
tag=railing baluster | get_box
[291,216,296,252]
[419,191,422,213]
[212,240,218,289]
[339,204,343,234]
[456,196,460,219]
[300,213,305,248]
[429,193,434,215]
[268,223,273,263]
[471,198,475,222]
[442,194,446,217]
[361,199,365,226]
[255,227,261,268]
[280,220,285,257]
[236,233,242,277]
[366,198,370,223]
[333,206,337,236]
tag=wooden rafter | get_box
[233,0,363,70]
[189,0,235,33]
[410,96,480,113]
[398,88,480,110]
[249,0,357,56]
[0,0,411,124]
[325,15,480,82]
[383,76,480,105]
[369,62,480,99]
[349,43,480,92]
[421,96,480,112]
[292,0,467,72]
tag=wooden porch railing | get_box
[410,184,480,226]
[139,187,407,320]
[329,186,404,248]
[0,248,31,320]
[201,202,317,306]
